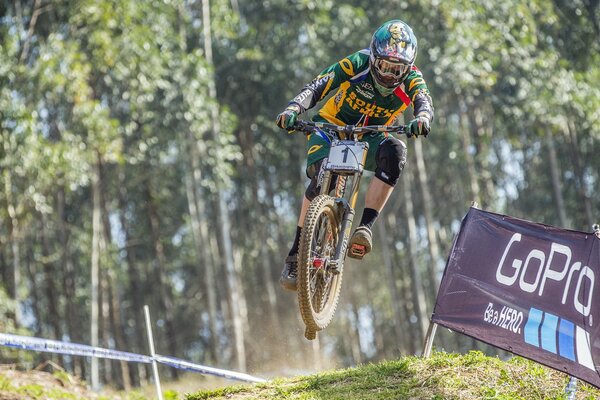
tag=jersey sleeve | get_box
[290,50,369,112]
[403,67,434,122]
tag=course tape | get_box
[0,333,152,363]
[154,355,267,383]
[0,333,266,383]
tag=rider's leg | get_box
[353,177,394,231]
[349,137,407,259]
[282,133,331,291]
[288,158,327,256]
[364,136,407,221]
[281,159,330,291]
[287,196,310,257]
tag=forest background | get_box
[0,0,599,391]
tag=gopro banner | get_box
[432,207,600,388]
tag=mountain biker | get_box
[276,20,434,291]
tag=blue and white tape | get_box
[154,354,266,383]
[0,332,265,383]
[0,333,152,363]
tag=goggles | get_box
[373,58,410,79]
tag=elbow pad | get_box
[413,91,434,123]
[291,88,317,113]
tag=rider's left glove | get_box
[407,114,431,138]
[276,103,301,132]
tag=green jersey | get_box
[290,49,434,126]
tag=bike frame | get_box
[318,138,369,270]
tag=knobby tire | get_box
[297,195,344,333]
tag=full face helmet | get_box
[369,20,418,90]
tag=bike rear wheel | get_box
[297,194,344,332]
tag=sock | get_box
[359,208,379,230]
[288,226,302,256]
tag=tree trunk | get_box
[144,180,179,378]
[183,133,220,364]
[566,121,594,228]
[90,156,102,390]
[238,124,282,351]
[57,187,86,377]
[96,159,131,390]
[100,265,113,386]
[459,100,481,206]
[202,0,248,372]
[376,219,404,349]
[385,212,414,353]
[117,169,148,386]
[40,212,63,366]
[401,171,429,347]
[546,130,568,227]
[351,303,364,364]
[469,105,496,205]
[412,139,442,304]
[107,269,131,390]
[25,247,42,337]
[3,167,21,326]
[369,304,386,358]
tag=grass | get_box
[186,351,600,400]
[0,367,164,400]
[1,351,599,399]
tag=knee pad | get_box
[305,159,337,201]
[374,137,407,186]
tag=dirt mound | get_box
[0,365,97,400]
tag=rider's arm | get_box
[403,66,434,122]
[288,50,369,113]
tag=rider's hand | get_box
[407,115,431,138]
[276,104,301,131]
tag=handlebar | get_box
[291,120,410,138]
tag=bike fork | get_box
[329,199,354,273]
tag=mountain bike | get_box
[291,120,409,340]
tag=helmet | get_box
[369,20,418,89]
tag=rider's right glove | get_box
[276,103,301,132]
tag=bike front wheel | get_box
[297,194,344,332]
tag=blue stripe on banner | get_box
[524,308,543,347]
[558,318,576,361]
[540,312,558,354]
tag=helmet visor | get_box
[373,58,410,87]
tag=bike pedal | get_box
[348,244,366,259]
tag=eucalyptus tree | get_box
[0,32,34,329]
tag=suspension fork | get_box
[330,171,362,270]
[347,171,362,210]
[328,198,353,271]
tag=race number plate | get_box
[325,140,369,172]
